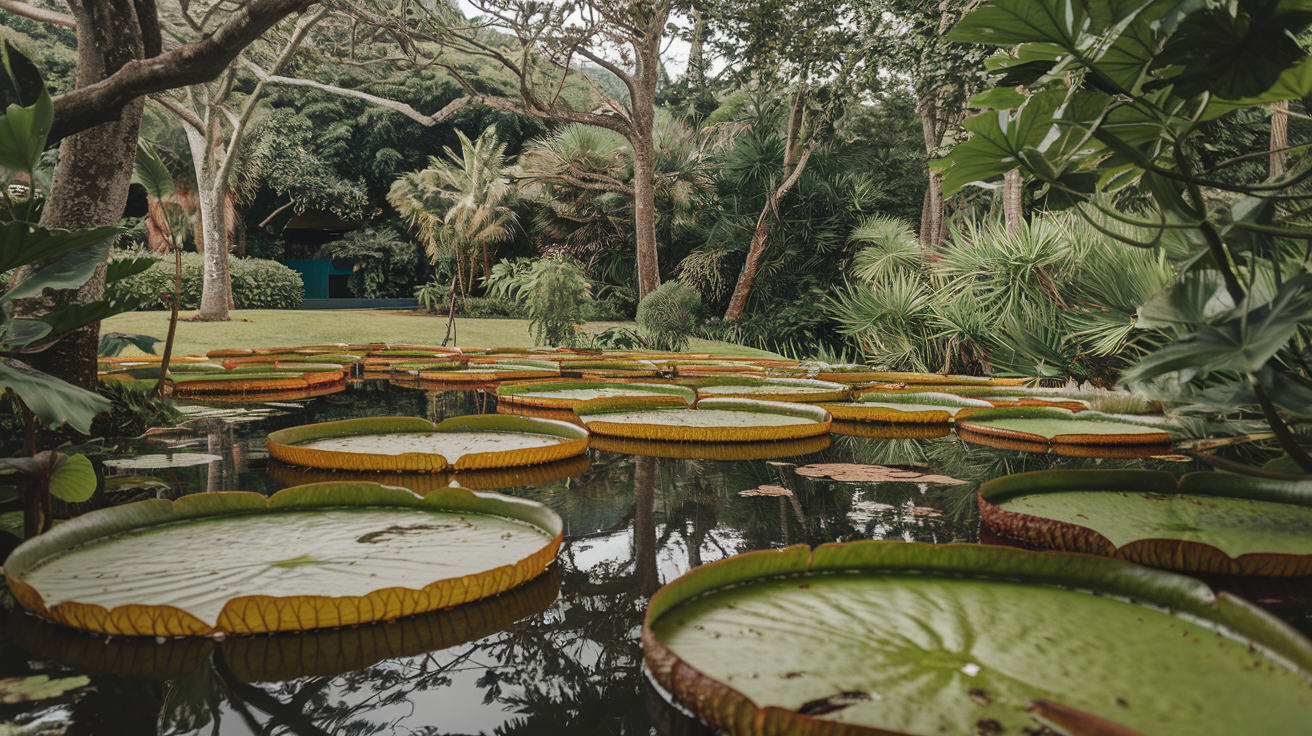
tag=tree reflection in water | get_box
[0,381,1190,735]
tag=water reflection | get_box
[0,380,1225,735]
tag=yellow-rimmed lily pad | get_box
[819,392,995,424]
[689,377,850,403]
[576,397,831,442]
[266,454,591,492]
[496,379,694,409]
[643,541,1312,736]
[5,482,563,636]
[10,565,561,683]
[980,469,1312,576]
[956,406,1173,446]
[589,434,832,461]
[267,415,588,472]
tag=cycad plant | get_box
[389,126,518,299]
[829,211,1177,383]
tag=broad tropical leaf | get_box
[0,358,110,433]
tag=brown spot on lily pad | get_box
[797,690,872,716]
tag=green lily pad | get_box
[689,377,850,402]
[644,542,1312,736]
[5,482,563,636]
[576,397,831,442]
[980,469,1312,576]
[496,380,694,409]
[956,407,1173,446]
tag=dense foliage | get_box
[317,228,423,299]
[637,281,704,352]
[526,257,592,347]
[107,252,304,310]
[829,213,1175,384]
[941,0,1312,469]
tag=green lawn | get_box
[102,310,779,358]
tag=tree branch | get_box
[249,69,441,126]
[432,94,633,138]
[0,0,74,27]
[48,0,318,145]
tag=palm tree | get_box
[388,127,519,298]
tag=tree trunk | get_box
[631,120,660,300]
[1003,168,1023,233]
[723,143,816,322]
[188,124,232,321]
[1271,99,1289,180]
[13,0,153,391]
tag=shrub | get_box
[107,251,304,310]
[460,296,529,318]
[317,228,423,299]
[527,256,592,347]
[637,281,703,352]
[828,213,1177,384]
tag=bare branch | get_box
[0,0,74,27]
[432,94,633,138]
[251,68,442,126]
[149,94,204,131]
[48,0,319,145]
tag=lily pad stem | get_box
[1253,380,1312,472]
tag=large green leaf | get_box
[0,358,110,433]
[47,454,95,503]
[104,255,159,284]
[937,89,1068,195]
[0,221,122,276]
[1125,275,1312,382]
[131,140,175,200]
[1,239,112,303]
[947,0,1164,47]
[0,318,52,350]
[97,331,161,357]
[645,541,1312,736]
[0,43,52,174]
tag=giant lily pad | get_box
[170,365,346,396]
[815,369,1029,386]
[10,564,560,682]
[829,421,950,439]
[689,377,850,403]
[5,482,562,636]
[589,434,832,461]
[820,392,994,424]
[980,469,1312,576]
[496,379,694,409]
[955,406,1173,446]
[576,397,831,442]
[267,415,588,472]
[417,359,560,383]
[643,541,1312,736]
[266,454,591,493]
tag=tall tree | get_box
[376,0,682,300]
[389,126,518,299]
[4,0,321,385]
[703,0,876,321]
[874,0,989,248]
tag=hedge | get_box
[107,252,304,310]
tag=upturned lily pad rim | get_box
[979,469,1312,576]
[576,397,831,443]
[6,482,564,636]
[266,414,588,472]
[956,406,1175,445]
[496,379,695,409]
[642,540,1312,736]
[10,563,563,684]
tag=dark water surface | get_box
[0,380,1297,735]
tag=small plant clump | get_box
[637,281,703,352]
[527,256,592,347]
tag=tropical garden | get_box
[1,0,1311,734]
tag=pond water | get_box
[0,379,1304,735]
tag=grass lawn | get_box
[102,310,779,358]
